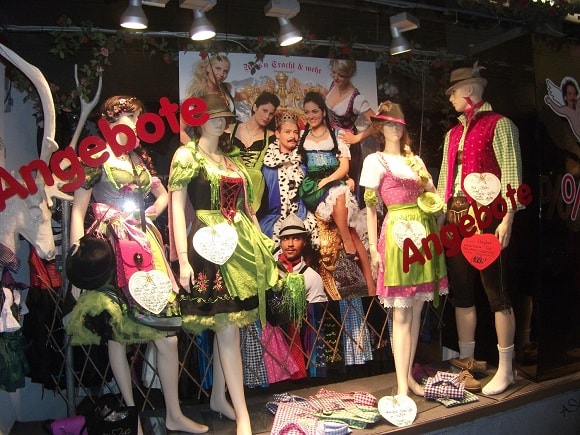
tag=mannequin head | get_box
[371,100,410,154]
[446,62,487,113]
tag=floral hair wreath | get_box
[101,97,138,123]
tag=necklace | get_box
[309,126,328,140]
[245,122,261,144]
[198,145,225,170]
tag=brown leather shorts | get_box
[446,196,470,225]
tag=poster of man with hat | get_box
[437,61,525,396]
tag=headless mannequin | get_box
[366,122,427,397]
[442,82,517,395]
[170,116,252,435]
[70,108,208,434]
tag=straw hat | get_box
[445,61,487,95]
[371,100,406,125]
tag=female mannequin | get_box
[67,96,208,434]
[231,91,280,214]
[360,101,447,398]
[169,94,278,435]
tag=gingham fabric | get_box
[271,402,318,435]
[424,371,465,400]
[436,389,479,408]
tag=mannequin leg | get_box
[482,309,516,395]
[393,302,426,397]
[154,336,209,433]
[331,193,356,254]
[350,228,376,295]
[108,341,144,435]
[209,334,236,420]
[108,341,134,406]
[216,324,251,435]
[406,299,425,396]
[455,306,477,352]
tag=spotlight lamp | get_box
[190,9,216,40]
[265,0,303,47]
[121,0,148,30]
[389,12,419,56]
[278,17,302,47]
[179,0,217,41]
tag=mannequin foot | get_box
[482,370,515,396]
[236,417,252,435]
[165,414,209,434]
[209,395,236,421]
[407,378,425,397]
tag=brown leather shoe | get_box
[458,369,481,392]
[449,356,487,374]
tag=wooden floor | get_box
[135,360,580,434]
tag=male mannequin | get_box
[437,63,523,396]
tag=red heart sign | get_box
[461,233,501,270]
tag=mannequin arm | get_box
[495,210,515,249]
[171,187,194,290]
[366,204,381,279]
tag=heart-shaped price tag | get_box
[192,223,238,265]
[378,394,417,427]
[464,172,501,206]
[461,233,501,270]
[392,220,427,251]
[129,270,173,314]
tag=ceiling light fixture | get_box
[389,12,419,55]
[265,0,303,47]
[190,9,216,40]
[179,0,217,41]
[120,0,148,30]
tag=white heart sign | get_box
[464,172,501,206]
[192,223,238,265]
[392,220,426,251]
[129,270,173,314]
[378,394,417,427]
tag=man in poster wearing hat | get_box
[437,62,524,395]
[276,213,327,303]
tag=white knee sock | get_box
[482,344,514,395]
[458,341,475,359]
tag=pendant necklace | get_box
[245,122,261,144]
[198,145,225,170]
[309,126,328,140]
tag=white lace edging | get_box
[378,288,448,309]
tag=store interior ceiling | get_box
[1,0,579,61]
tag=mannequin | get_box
[67,96,208,434]
[437,63,523,396]
[169,94,278,435]
[360,101,447,398]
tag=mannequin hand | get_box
[370,248,381,279]
[144,205,157,220]
[179,263,195,293]
[495,213,514,249]
[436,212,446,230]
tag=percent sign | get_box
[561,173,580,221]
